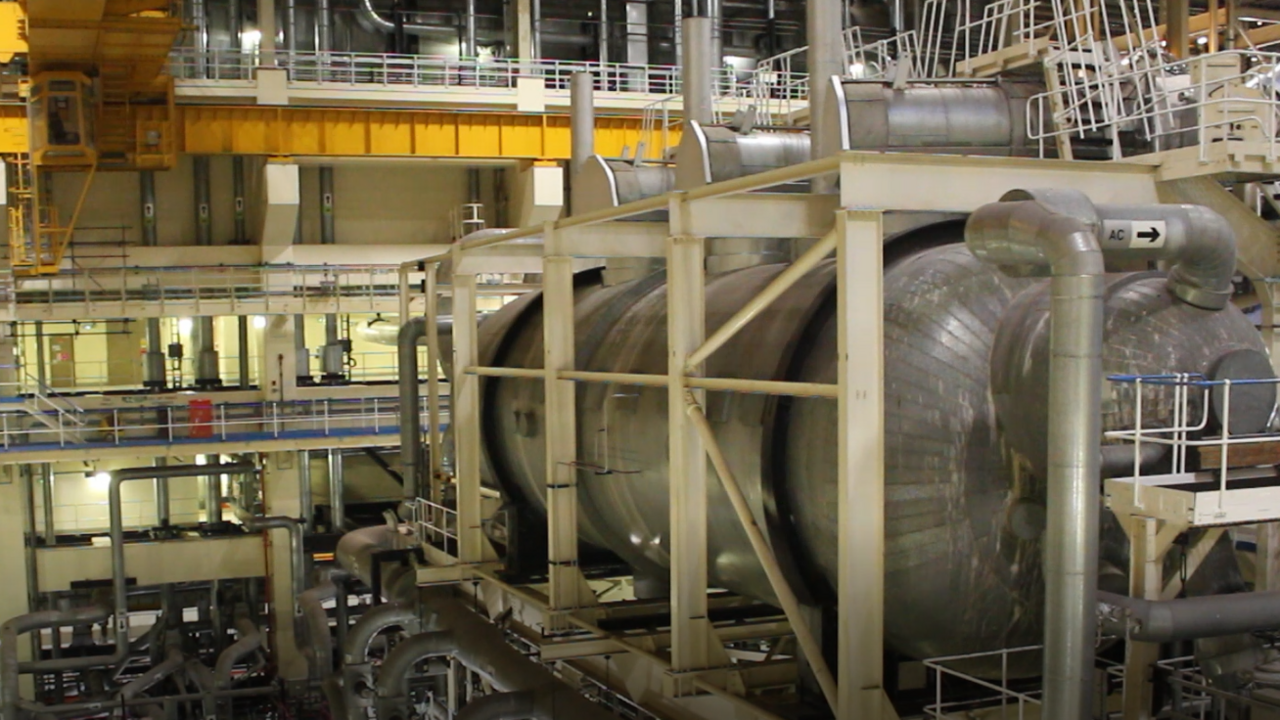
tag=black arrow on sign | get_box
[1137,226,1161,243]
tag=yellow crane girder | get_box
[150,105,677,161]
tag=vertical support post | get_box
[1258,522,1280,591]
[666,224,714,683]
[836,209,887,719]
[1123,516,1164,720]
[543,241,587,616]
[425,267,443,499]
[452,270,486,563]
[232,157,247,243]
[1167,0,1190,58]
[517,0,534,59]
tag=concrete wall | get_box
[50,160,503,248]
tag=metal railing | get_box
[410,496,459,551]
[0,394,449,451]
[923,645,1127,717]
[923,645,1044,717]
[1031,50,1280,162]
[1157,654,1280,718]
[9,263,417,315]
[1104,372,1280,511]
[169,48,752,98]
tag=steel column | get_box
[40,465,54,546]
[1122,516,1165,719]
[425,268,443,498]
[835,210,888,718]
[238,316,251,388]
[155,456,170,527]
[666,231,715,679]
[232,157,247,243]
[453,272,486,563]
[543,248,589,614]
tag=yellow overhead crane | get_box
[6,0,180,274]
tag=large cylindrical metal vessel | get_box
[830,80,1043,156]
[474,234,1270,662]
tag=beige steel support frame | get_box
[542,230,595,618]
[1119,514,1185,720]
[400,151,1162,720]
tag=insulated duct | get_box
[681,17,714,126]
[965,189,1242,718]
[398,316,426,502]
[1099,590,1280,642]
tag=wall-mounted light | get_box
[178,318,193,334]
[253,316,267,329]
[90,471,111,490]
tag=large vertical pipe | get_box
[707,0,723,69]
[465,0,478,56]
[570,72,595,174]
[192,0,208,78]
[318,0,333,53]
[232,157,247,243]
[139,172,166,390]
[328,449,345,531]
[533,0,543,58]
[808,0,844,173]
[570,72,595,216]
[285,0,298,60]
[682,17,714,126]
[599,0,610,62]
[398,317,426,503]
[229,0,243,50]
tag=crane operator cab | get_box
[28,72,97,167]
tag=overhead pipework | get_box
[965,188,1242,718]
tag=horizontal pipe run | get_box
[1099,589,1280,642]
[685,229,838,371]
[466,367,838,397]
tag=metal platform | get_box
[1106,468,1280,527]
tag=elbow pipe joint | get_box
[967,188,1237,310]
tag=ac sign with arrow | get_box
[1102,219,1167,249]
